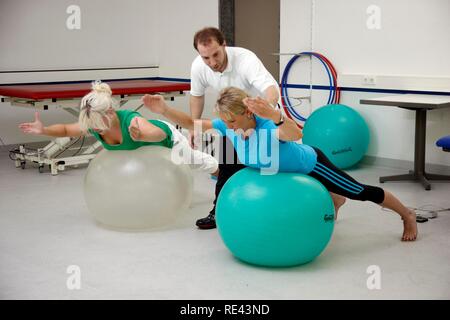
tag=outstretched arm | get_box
[141,94,213,132]
[19,112,83,137]
[128,116,167,142]
[243,97,302,141]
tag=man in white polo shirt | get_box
[190,27,280,229]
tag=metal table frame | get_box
[360,94,450,190]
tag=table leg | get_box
[379,108,431,190]
[380,173,416,183]
[417,174,431,190]
[414,109,427,176]
[426,173,450,181]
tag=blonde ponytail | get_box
[91,80,112,95]
[78,81,116,132]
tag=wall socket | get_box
[363,75,377,85]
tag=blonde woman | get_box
[142,87,418,241]
[19,81,218,174]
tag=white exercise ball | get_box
[83,146,193,230]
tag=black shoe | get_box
[196,212,216,229]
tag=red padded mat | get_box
[0,79,190,100]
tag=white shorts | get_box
[162,121,219,174]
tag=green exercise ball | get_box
[216,168,335,267]
[303,104,370,169]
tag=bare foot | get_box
[402,210,418,241]
[334,197,346,220]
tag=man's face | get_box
[197,40,227,73]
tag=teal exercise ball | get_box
[303,104,370,169]
[216,168,335,267]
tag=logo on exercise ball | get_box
[323,214,334,222]
[332,147,352,155]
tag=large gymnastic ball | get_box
[303,104,370,169]
[83,146,192,230]
[216,168,335,267]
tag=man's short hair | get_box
[193,27,226,50]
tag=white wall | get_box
[0,0,159,71]
[154,0,219,118]
[0,0,218,145]
[280,0,450,167]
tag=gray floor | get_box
[1,149,449,300]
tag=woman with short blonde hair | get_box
[143,86,418,242]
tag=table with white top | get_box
[360,94,450,190]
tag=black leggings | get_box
[308,147,385,204]
[210,137,246,215]
[211,143,385,215]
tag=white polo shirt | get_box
[190,46,278,98]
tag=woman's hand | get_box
[128,117,141,141]
[141,94,168,115]
[243,97,279,122]
[18,112,45,135]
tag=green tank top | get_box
[89,110,174,150]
